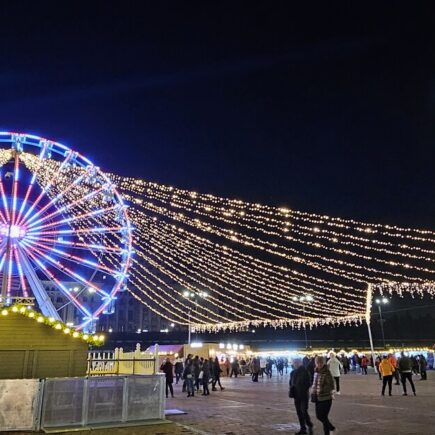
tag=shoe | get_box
[212,388,217,391]
[221,387,225,390]
[395,383,400,385]
[389,393,392,396]
[413,392,416,396]
[402,393,407,396]
[336,391,341,395]
[381,393,384,396]
[187,394,191,397]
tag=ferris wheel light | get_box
[11,306,18,312]
[1,309,8,316]
[37,316,44,322]
[72,332,79,338]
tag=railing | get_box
[87,343,159,376]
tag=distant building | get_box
[42,281,170,332]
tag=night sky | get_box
[1,2,435,228]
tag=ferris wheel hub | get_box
[0,223,26,239]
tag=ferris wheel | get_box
[0,132,133,332]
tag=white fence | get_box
[87,343,158,376]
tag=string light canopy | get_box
[9,133,435,333]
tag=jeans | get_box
[361,366,368,375]
[175,372,182,384]
[400,372,415,394]
[186,377,194,395]
[334,376,340,392]
[382,375,393,395]
[165,381,174,398]
[212,375,223,389]
[315,399,334,435]
[202,377,210,395]
[294,395,312,431]
[252,372,259,382]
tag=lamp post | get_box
[292,294,314,349]
[183,290,208,344]
[375,297,389,348]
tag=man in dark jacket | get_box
[289,358,313,435]
[160,358,174,398]
[398,351,416,396]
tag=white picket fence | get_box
[87,343,159,376]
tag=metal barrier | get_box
[0,375,166,432]
[40,375,165,430]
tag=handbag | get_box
[310,392,318,403]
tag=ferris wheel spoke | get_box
[17,244,92,318]
[26,205,119,233]
[16,141,49,225]
[19,240,109,298]
[33,226,126,237]
[0,179,10,222]
[24,234,123,254]
[13,245,28,297]
[22,238,118,274]
[28,186,105,229]
[24,170,88,227]
[19,150,75,225]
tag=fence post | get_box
[153,343,159,374]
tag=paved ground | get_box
[164,371,435,435]
[17,371,435,434]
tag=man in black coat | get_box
[289,358,313,435]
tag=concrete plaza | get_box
[17,370,434,434]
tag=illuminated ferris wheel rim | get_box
[0,131,133,331]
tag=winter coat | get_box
[160,361,174,383]
[289,366,311,399]
[327,356,342,377]
[398,356,412,373]
[312,365,334,402]
[379,359,394,376]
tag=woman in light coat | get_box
[327,351,342,395]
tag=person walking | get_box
[388,353,400,385]
[183,359,195,397]
[311,356,336,435]
[360,355,368,375]
[327,351,342,395]
[202,359,211,396]
[160,358,174,398]
[379,355,395,396]
[398,352,416,396]
[419,355,427,380]
[290,358,313,435]
[251,357,260,382]
[341,355,349,374]
[212,357,225,390]
[193,356,201,392]
[375,356,382,380]
[224,358,231,377]
[174,358,183,384]
[230,358,240,378]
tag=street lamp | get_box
[183,290,208,344]
[292,294,314,348]
[375,297,389,348]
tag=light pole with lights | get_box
[292,294,314,348]
[375,297,389,348]
[183,290,208,344]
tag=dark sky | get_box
[1,2,435,227]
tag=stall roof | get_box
[147,344,183,354]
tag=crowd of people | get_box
[160,354,225,398]
[160,351,431,434]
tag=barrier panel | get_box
[0,379,42,431]
[40,375,165,430]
